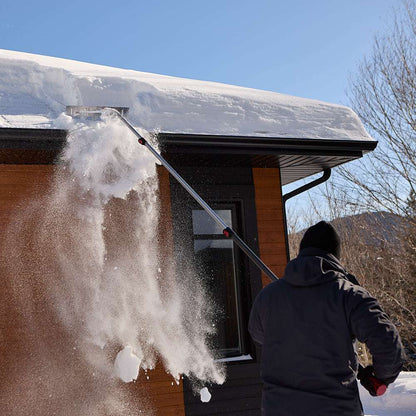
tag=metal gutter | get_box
[0,127,67,150]
[0,128,377,157]
[158,133,377,155]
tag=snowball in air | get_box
[114,346,141,382]
[200,387,212,403]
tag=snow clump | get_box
[200,387,212,403]
[114,346,142,383]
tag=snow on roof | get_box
[0,49,373,142]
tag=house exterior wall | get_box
[0,162,288,416]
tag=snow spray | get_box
[1,112,224,415]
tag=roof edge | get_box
[158,132,377,155]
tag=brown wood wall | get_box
[0,163,185,416]
[253,167,288,287]
[0,164,55,228]
[135,362,185,416]
[144,165,186,416]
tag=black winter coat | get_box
[248,248,404,416]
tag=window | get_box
[192,204,245,357]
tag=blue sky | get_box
[1,0,397,105]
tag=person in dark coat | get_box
[248,221,405,416]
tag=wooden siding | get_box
[0,163,185,416]
[145,165,186,416]
[0,164,65,416]
[0,164,55,228]
[135,362,185,416]
[253,168,288,287]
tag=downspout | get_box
[282,168,332,261]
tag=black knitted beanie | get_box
[299,221,341,259]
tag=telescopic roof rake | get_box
[66,106,279,282]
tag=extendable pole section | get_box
[108,109,279,282]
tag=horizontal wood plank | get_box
[256,241,286,253]
[257,230,286,243]
[255,209,284,221]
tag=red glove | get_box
[357,365,387,396]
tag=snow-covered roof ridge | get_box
[0,48,373,141]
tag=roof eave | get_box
[0,128,377,184]
[158,132,377,155]
[158,132,377,185]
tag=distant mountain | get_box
[291,211,406,250]
[331,211,405,246]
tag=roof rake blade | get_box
[65,106,129,119]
